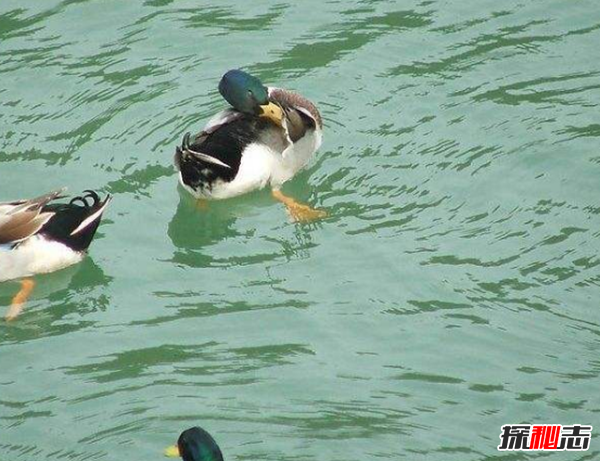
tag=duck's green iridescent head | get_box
[218,69,283,126]
[164,427,224,461]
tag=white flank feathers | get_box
[0,236,83,283]
[180,142,273,199]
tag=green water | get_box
[1,1,599,459]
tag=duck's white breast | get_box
[271,127,322,187]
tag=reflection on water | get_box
[0,258,112,342]
[168,186,319,268]
[168,190,247,253]
[1,1,600,460]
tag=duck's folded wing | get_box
[174,109,247,173]
[0,189,64,244]
[175,114,266,182]
[179,132,232,169]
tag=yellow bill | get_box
[259,102,284,126]
[164,445,180,458]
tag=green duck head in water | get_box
[218,69,283,126]
[165,427,224,461]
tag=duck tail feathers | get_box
[69,191,112,237]
[41,191,111,252]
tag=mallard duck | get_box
[0,189,111,320]
[165,427,223,461]
[175,69,326,222]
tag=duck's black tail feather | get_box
[41,190,111,252]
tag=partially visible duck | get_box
[175,69,326,222]
[0,189,111,320]
[165,426,223,461]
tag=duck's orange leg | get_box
[195,199,209,211]
[272,189,327,223]
[6,278,35,322]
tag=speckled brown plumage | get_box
[269,88,323,129]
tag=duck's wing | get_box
[174,109,246,174]
[268,87,323,142]
[0,189,65,245]
[175,114,271,184]
[178,132,233,170]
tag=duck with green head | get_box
[165,427,224,461]
[174,69,325,222]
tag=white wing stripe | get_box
[70,199,111,236]
[186,148,232,169]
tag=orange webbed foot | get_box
[272,189,327,223]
